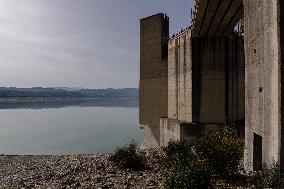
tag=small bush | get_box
[163,139,213,189]
[195,126,244,179]
[163,126,245,188]
[110,140,147,170]
[261,163,284,188]
[163,139,193,158]
[164,152,212,189]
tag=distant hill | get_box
[0,87,138,99]
[53,87,84,91]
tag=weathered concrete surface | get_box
[159,29,193,147]
[244,0,281,171]
[141,125,161,148]
[168,29,192,123]
[139,13,169,128]
[159,118,181,147]
[139,14,169,148]
[192,37,244,124]
[159,34,245,147]
[280,0,284,171]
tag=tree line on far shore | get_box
[0,87,138,99]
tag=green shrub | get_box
[195,126,244,179]
[161,140,192,167]
[110,140,147,170]
[164,152,212,189]
[163,139,212,189]
[163,126,245,188]
[261,163,284,188]
[163,139,193,158]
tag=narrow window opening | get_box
[253,133,263,171]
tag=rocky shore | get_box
[0,154,163,189]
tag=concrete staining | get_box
[192,37,244,125]
[168,29,192,123]
[244,0,281,171]
[140,0,283,172]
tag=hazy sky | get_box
[0,0,194,88]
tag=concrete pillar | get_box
[243,0,281,171]
[139,14,169,147]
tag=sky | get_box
[0,0,195,89]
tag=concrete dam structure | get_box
[139,0,284,172]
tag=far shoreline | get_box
[0,97,138,102]
[0,97,139,109]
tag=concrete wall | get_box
[139,13,169,128]
[243,0,281,171]
[141,125,161,149]
[227,37,245,122]
[159,118,181,147]
[192,36,245,124]
[168,29,192,123]
[161,33,244,147]
[280,0,284,171]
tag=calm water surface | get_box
[0,99,142,155]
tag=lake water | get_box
[0,99,142,155]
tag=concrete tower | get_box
[139,13,169,148]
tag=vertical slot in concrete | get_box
[253,133,263,171]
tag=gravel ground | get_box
[0,154,163,189]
